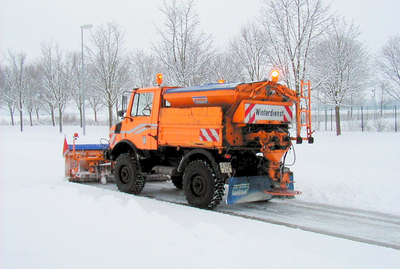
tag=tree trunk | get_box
[108,105,113,128]
[51,109,55,127]
[19,94,23,132]
[79,107,83,127]
[115,104,119,126]
[36,109,40,121]
[19,109,23,132]
[335,106,341,136]
[114,98,119,124]
[59,107,63,133]
[10,111,15,126]
[94,109,98,122]
[29,112,33,126]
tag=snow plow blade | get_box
[227,176,274,204]
[63,138,113,183]
[226,176,301,204]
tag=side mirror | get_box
[118,110,125,118]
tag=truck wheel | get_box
[171,175,183,189]
[183,160,224,209]
[115,154,146,195]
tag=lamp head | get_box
[80,24,93,29]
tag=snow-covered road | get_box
[219,199,400,250]
[90,180,400,250]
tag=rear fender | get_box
[177,149,223,179]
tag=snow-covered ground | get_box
[294,131,400,216]
[1,125,399,269]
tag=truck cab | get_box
[111,87,158,151]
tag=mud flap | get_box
[227,176,274,204]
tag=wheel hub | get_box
[191,175,205,197]
[120,166,130,184]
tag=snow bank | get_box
[1,125,399,269]
[294,131,400,216]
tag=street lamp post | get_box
[80,23,93,136]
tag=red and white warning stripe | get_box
[199,129,220,142]
[283,106,293,122]
[245,104,256,123]
[110,133,117,147]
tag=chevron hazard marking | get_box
[199,129,220,142]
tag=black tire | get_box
[114,154,146,195]
[183,160,224,209]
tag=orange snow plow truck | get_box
[65,71,313,209]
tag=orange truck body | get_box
[103,77,313,209]
[109,81,304,150]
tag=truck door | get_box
[125,89,158,150]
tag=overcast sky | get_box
[1,0,399,62]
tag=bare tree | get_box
[40,40,70,133]
[0,64,4,110]
[229,22,271,81]
[374,79,392,116]
[1,86,17,125]
[65,51,84,126]
[85,65,105,123]
[153,0,216,86]
[310,18,370,135]
[87,22,131,128]
[0,63,17,125]
[260,0,332,91]
[24,63,42,126]
[210,51,246,83]
[376,35,400,102]
[130,50,162,87]
[3,50,29,131]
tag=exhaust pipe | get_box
[151,166,176,176]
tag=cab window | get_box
[130,92,154,117]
